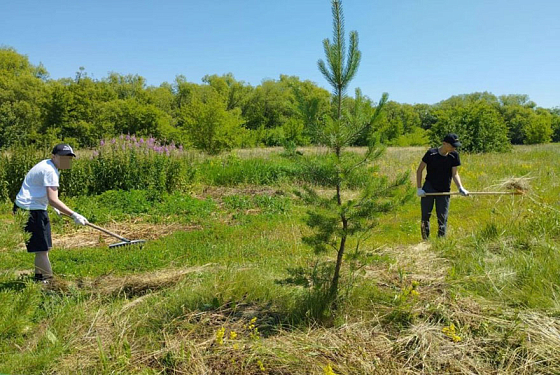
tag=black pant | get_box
[420,181,450,239]
[13,204,52,252]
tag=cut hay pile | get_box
[497,176,533,194]
[491,176,532,194]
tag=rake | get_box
[422,177,531,197]
[423,191,524,196]
[85,222,146,248]
[61,213,146,248]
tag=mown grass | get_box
[1,144,560,374]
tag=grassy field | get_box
[1,144,560,374]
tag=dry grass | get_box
[78,264,216,296]
[195,186,285,201]
[349,242,560,375]
[493,176,533,194]
[31,241,560,374]
[37,264,217,298]
[53,222,202,249]
[231,146,425,159]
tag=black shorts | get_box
[13,204,52,252]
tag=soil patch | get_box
[53,222,202,249]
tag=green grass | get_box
[2,145,560,374]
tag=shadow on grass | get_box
[0,276,33,292]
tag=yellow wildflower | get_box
[215,326,225,345]
[250,327,260,340]
[324,363,337,375]
[442,323,462,342]
[247,317,260,340]
[247,317,257,330]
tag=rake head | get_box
[109,239,146,248]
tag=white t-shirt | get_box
[15,159,60,210]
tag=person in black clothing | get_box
[416,133,469,239]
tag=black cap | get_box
[52,143,76,157]
[443,133,461,148]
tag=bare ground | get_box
[52,222,202,249]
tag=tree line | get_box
[1,47,559,153]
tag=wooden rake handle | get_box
[84,222,131,242]
[60,212,131,242]
[423,191,523,196]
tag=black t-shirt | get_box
[422,148,461,192]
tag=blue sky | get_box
[2,0,559,108]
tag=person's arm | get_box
[416,161,426,188]
[452,167,469,195]
[47,187,88,224]
[416,161,427,196]
[47,187,74,215]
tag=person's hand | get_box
[459,187,469,196]
[417,188,426,197]
[52,207,61,216]
[71,212,89,226]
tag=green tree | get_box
[500,104,535,144]
[430,100,510,152]
[42,74,118,147]
[104,73,148,101]
[499,102,552,145]
[202,73,252,111]
[498,94,536,108]
[177,83,244,154]
[550,108,560,142]
[523,109,552,144]
[369,101,424,146]
[146,83,175,115]
[296,0,410,316]
[281,75,331,145]
[439,92,499,108]
[345,89,375,145]
[242,79,295,130]
[0,48,47,148]
[98,99,174,140]
[374,101,404,143]
[414,103,438,130]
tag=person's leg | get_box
[24,210,53,281]
[420,195,435,239]
[435,195,451,237]
[421,182,437,239]
[34,251,53,279]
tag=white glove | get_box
[459,187,469,196]
[53,208,61,216]
[417,188,426,197]
[71,212,89,226]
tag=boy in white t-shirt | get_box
[14,144,89,283]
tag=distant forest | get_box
[1,47,559,153]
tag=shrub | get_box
[0,146,46,201]
[199,154,297,186]
[430,100,511,152]
[523,110,552,144]
[62,136,194,196]
[177,85,245,154]
[389,126,430,147]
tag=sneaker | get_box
[34,274,54,284]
